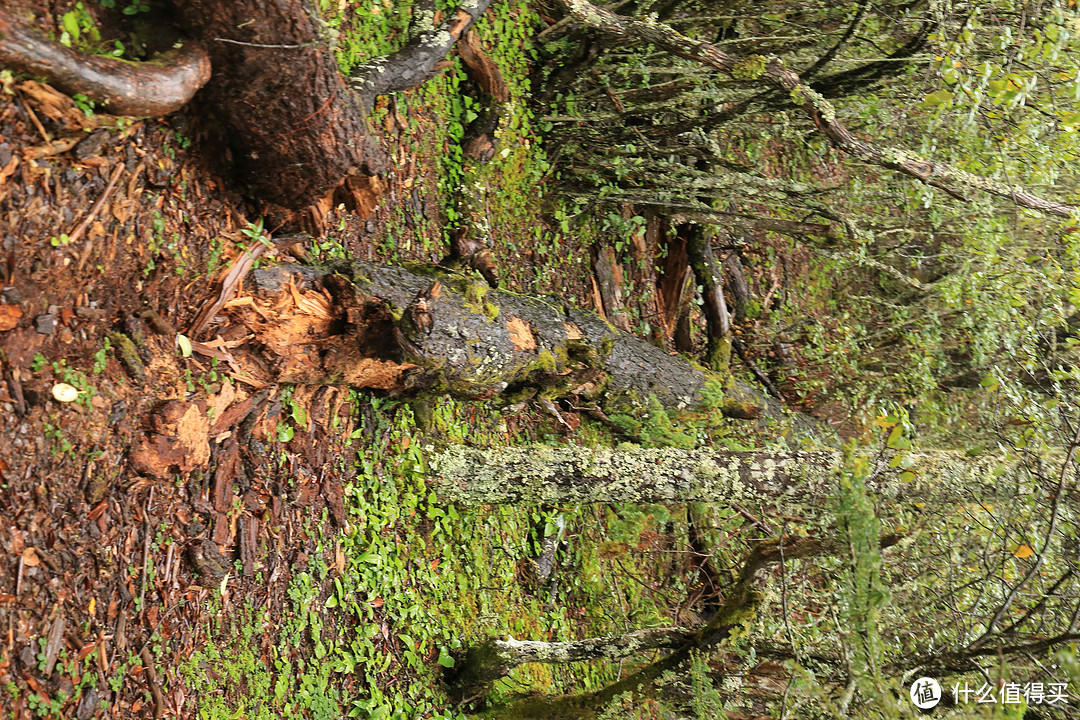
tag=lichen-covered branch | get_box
[429,444,1023,508]
[473,535,846,718]
[0,13,210,116]
[557,0,1077,218]
[451,627,692,688]
[350,0,494,106]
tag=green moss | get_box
[461,279,501,320]
[106,331,146,381]
[730,54,766,79]
[534,350,558,372]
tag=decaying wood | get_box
[655,228,689,342]
[591,244,630,330]
[685,225,731,371]
[0,12,210,117]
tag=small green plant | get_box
[43,423,74,457]
[182,358,227,394]
[59,3,101,49]
[241,217,273,248]
[92,337,112,374]
[99,0,151,15]
[31,354,97,409]
[71,93,95,117]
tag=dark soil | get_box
[0,66,492,716]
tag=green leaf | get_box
[62,12,81,42]
[923,89,953,106]
[437,647,455,668]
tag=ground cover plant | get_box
[2,0,1080,718]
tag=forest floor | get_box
[0,3,859,720]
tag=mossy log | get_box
[216,261,814,432]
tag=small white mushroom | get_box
[51,383,79,403]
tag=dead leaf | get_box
[22,547,40,567]
[0,155,19,185]
[1013,544,1035,559]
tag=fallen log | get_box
[204,261,825,437]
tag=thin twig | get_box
[967,419,1080,650]
[66,163,125,246]
[18,93,51,143]
[213,38,320,49]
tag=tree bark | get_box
[170,0,383,209]
[685,225,731,372]
[169,0,494,209]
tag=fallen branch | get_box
[349,0,495,106]
[188,241,270,338]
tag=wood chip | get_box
[0,304,21,331]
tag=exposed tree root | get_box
[0,13,210,116]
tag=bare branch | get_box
[350,0,495,105]
[557,0,1077,218]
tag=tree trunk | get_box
[169,0,492,210]
[685,224,731,372]
[170,0,383,209]
[1,0,492,210]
